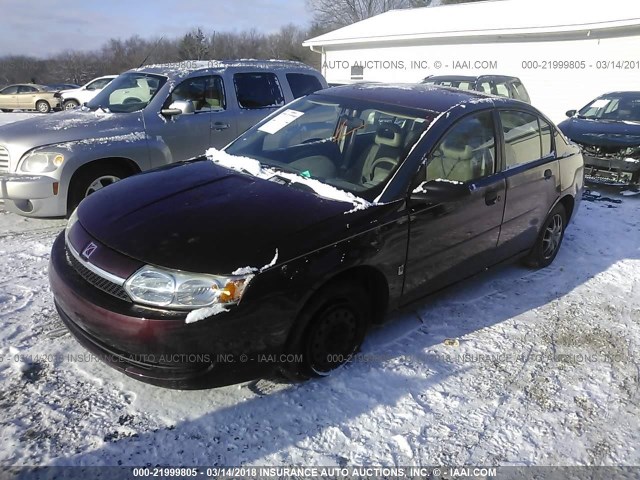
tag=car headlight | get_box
[124,265,253,309]
[20,151,65,173]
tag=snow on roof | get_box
[134,59,313,79]
[303,0,640,47]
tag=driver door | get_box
[146,75,237,162]
[0,86,19,109]
[403,110,506,299]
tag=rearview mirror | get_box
[161,100,194,117]
[410,179,470,203]
[565,109,577,118]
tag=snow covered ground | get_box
[0,113,638,467]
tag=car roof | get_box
[132,59,319,81]
[8,83,47,89]
[316,83,503,114]
[424,75,521,82]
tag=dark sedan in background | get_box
[49,84,584,389]
[559,91,640,187]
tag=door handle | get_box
[485,190,501,206]
[212,122,230,131]
[544,169,553,179]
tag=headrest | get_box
[375,124,403,147]
[441,143,473,161]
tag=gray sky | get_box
[0,0,312,57]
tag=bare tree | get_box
[307,0,434,28]
[179,27,210,60]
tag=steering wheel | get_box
[365,157,399,183]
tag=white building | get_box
[303,0,640,122]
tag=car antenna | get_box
[138,36,164,68]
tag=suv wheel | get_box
[64,99,79,110]
[524,203,566,268]
[67,164,130,216]
[282,282,370,380]
[36,101,51,113]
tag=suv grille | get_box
[65,245,132,302]
[0,146,9,172]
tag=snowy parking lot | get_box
[0,114,639,468]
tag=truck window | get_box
[233,72,284,109]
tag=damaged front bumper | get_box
[583,154,640,187]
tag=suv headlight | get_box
[20,151,65,173]
[124,265,253,309]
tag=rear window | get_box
[286,73,323,99]
[233,72,285,109]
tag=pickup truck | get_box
[0,60,326,217]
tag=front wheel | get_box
[524,203,566,268]
[64,99,79,110]
[36,101,51,113]
[282,282,370,380]
[67,164,130,217]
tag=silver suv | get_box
[0,60,326,217]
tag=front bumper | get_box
[583,154,640,186]
[0,173,65,216]
[49,233,295,389]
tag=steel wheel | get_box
[85,175,121,196]
[307,302,360,375]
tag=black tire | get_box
[36,100,51,113]
[64,99,79,110]
[281,282,371,381]
[67,164,130,216]
[1,109,12,113]
[524,203,566,268]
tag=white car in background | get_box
[57,75,117,110]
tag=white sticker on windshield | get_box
[590,99,610,108]
[258,109,304,134]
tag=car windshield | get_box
[86,72,166,113]
[578,93,640,122]
[225,95,434,200]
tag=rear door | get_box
[232,71,286,135]
[0,86,19,109]
[403,110,506,298]
[497,110,560,256]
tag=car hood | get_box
[77,159,364,275]
[0,109,144,166]
[558,117,640,147]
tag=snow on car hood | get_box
[77,159,363,275]
[558,117,640,147]
[0,109,144,165]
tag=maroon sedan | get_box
[50,84,583,389]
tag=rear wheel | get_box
[67,164,130,217]
[524,203,566,268]
[282,282,370,380]
[1,109,13,113]
[36,101,51,113]
[64,99,79,110]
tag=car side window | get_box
[511,81,530,103]
[540,118,553,157]
[286,73,323,99]
[18,86,37,93]
[1,86,18,94]
[233,72,284,109]
[426,111,496,183]
[87,78,110,90]
[500,111,545,168]
[168,76,226,112]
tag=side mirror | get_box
[411,179,470,203]
[161,100,194,117]
[565,109,577,118]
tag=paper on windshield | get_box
[258,109,304,134]
[591,99,610,109]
